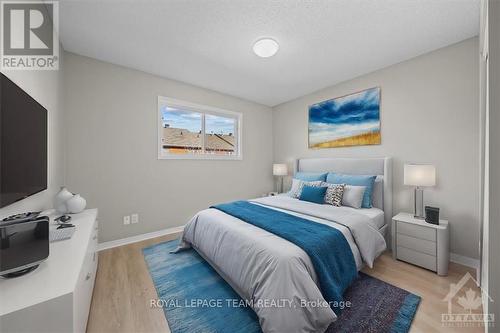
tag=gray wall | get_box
[272,38,480,259]
[488,0,500,328]
[0,56,65,219]
[63,53,274,242]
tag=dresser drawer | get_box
[397,234,436,256]
[397,246,436,271]
[74,256,97,333]
[73,220,98,333]
[396,222,436,242]
[91,228,98,249]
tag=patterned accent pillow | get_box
[289,179,322,198]
[322,182,345,207]
[288,178,302,198]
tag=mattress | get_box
[352,207,385,230]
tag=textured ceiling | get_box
[59,0,479,106]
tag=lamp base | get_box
[275,176,284,193]
[414,187,425,219]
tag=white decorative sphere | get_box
[65,194,87,214]
[54,187,73,211]
[56,202,68,214]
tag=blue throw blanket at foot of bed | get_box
[211,200,357,315]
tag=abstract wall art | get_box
[308,87,381,148]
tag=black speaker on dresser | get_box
[425,206,440,225]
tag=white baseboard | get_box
[450,252,480,278]
[98,225,185,251]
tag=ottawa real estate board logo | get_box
[1,1,59,70]
[442,272,494,328]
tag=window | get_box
[158,97,242,159]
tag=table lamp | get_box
[273,164,288,193]
[404,164,436,219]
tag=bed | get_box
[177,157,392,333]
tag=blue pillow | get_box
[294,172,328,182]
[326,173,376,208]
[299,185,327,204]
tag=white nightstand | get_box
[392,212,449,276]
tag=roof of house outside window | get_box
[163,127,235,151]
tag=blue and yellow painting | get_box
[308,87,381,148]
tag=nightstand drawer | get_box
[397,246,436,271]
[397,234,436,256]
[396,222,436,242]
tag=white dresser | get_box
[0,209,98,333]
[391,212,449,276]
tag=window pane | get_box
[205,114,237,155]
[161,106,202,154]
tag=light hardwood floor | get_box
[87,234,483,333]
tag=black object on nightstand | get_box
[425,206,440,225]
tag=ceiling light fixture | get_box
[253,38,279,58]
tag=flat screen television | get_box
[0,73,48,208]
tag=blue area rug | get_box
[143,240,421,333]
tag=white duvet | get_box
[177,196,386,333]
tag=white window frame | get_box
[158,96,243,160]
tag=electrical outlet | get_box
[123,215,130,225]
[131,213,139,224]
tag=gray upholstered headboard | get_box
[295,157,393,227]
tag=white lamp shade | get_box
[273,163,288,176]
[404,164,436,187]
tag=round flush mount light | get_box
[253,38,279,58]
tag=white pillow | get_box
[372,176,384,209]
[289,179,322,198]
[342,185,366,209]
